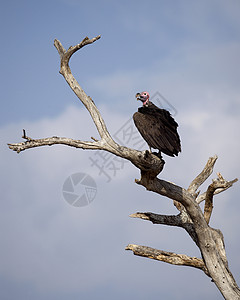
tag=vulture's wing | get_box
[133,107,181,156]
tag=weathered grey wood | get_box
[135,172,239,299]
[8,36,239,300]
[187,155,218,196]
[125,244,209,275]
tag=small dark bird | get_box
[133,91,181,157]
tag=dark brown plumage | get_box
[133,92,181,157]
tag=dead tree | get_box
[8,36,239,299]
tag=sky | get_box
[1,0,240,299]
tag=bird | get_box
[133,91,181,157]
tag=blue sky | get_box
[1,1,240,299]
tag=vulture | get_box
[133,91,181,157]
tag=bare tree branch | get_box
[130,211,198,245]
[8,133,165,175]
[8,135,104,153]
[204,173,238,224]
[125,244,209,275]
[187,155,218,196]
[130,212,183,227]
[135,168,239,299]
[8,36,165,177]
[174,155,220,218]
[7,36,240,299]
[54,36,112,141]
[196,182,237,204]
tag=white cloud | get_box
[1,92,239,298]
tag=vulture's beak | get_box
[135,93,141,100]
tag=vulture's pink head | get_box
[136,91,150,106]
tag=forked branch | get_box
[131,156,239,299]
[54,35,112,141]
[187,155,218,196]
[204,173,238,224]
[8,36,164,176]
